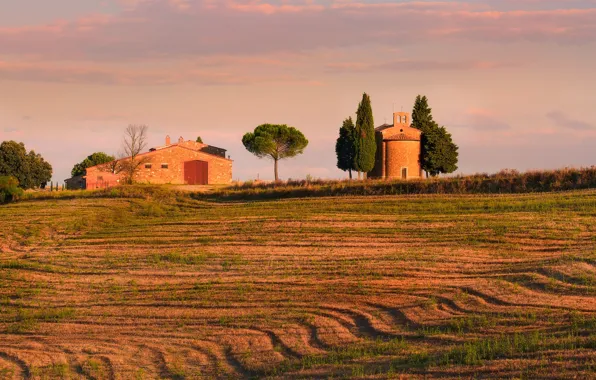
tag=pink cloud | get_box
[325,59,519,73]
[0,59,321,86]
[0,1,594,62]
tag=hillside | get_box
[1,189,595,379]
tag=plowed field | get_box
[1,189,595,379]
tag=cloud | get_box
[326,60,519,73]
[456,108,513,131]
[0,60,320,86]
[0,1,595,62]
[547,111,595,130]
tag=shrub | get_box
[196,166,596,201]
[0,176,24,204]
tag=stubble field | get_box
[1,188,595,379]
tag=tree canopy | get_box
[0,140,52,189]
[421,126,459,176]
[242,124,308,181]
[196,136,203,143]
[335,117,356,179]
[411,95,459,177]
[354,93,376,176]
[71,152,115,177]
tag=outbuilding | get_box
[76,136,232,189]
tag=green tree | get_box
[354,93,376,178]
[27,151,53,189]
[422,126,459,176]
[196,136,203,143]
[411,95,435,133]
[0,141,52,189]
[0,176,23,203]
[71,152,115,177]
[335,117,356,179]
[242,124,309,181]
[411,95,459,177]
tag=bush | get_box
[0,176,24,204]
[197,166,596,201]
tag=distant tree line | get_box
[336,93,458,178]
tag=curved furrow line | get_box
[504,274,590,296]
[536,267,595,288]
[186,341,236,378]
[365,303,421,330]
[251,328,304,359]
[96,356,116,380]
[298,313,360,347]
[221,346,251,378]
[306,324,330,351]
[316,306,408,341]
[143,345,180,380]
[460,286,596,312]
[218,328,289,374]
[0,351,30,379]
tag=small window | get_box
[145,163,152,169]
[161,163,169,169]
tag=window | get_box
[145,163,152,169]
[161,163,169,169]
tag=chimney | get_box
[178,136,184,143]
[165,135,171,146]
[393,112,409,127]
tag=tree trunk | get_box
[357,171,361,180]
[348,169,352,180]
[274,159,279,181]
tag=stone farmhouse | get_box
[368,112,423,180]
[66,136,232,189]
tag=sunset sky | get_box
[1,0,595,182]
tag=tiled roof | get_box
[376,124,422,141]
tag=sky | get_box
[1,0,595,182]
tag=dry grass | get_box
[1,188,595,379]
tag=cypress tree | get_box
[411,95,434,133]
[353,93,376,178]
[335,117,356,179]
[411,95,459,177]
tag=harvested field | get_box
[1,188,596,379]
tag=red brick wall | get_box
[85,145,232,188]
[369,138,422,180]
[385,140,422,179]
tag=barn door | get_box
[197,161,208,185]
[184,161,209,185]
[401,167,408,180]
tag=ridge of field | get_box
[198,167,596,201]
[1,188,595,379]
